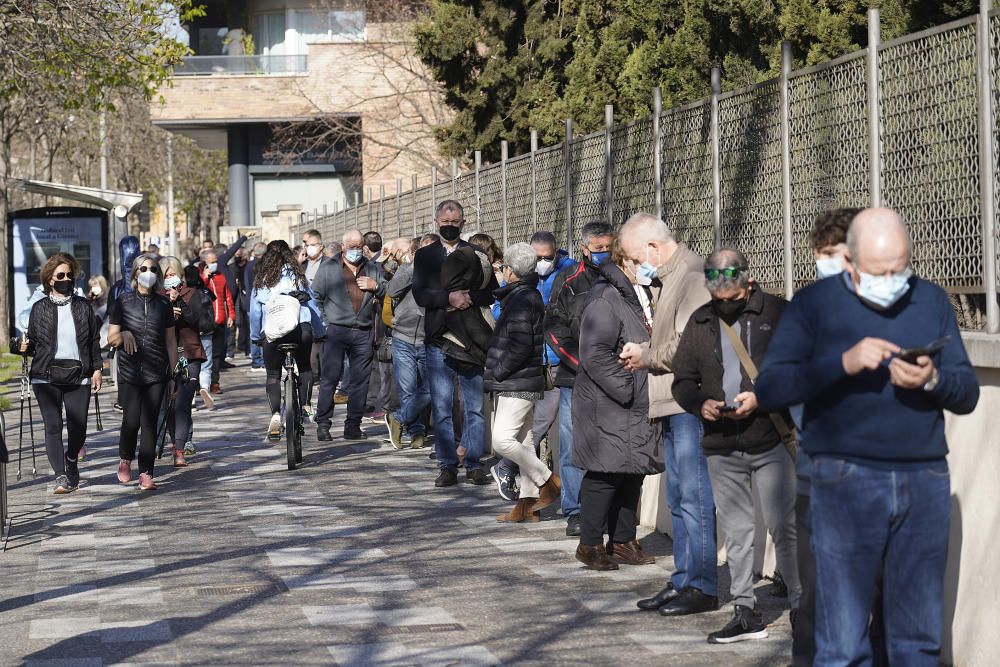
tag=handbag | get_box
[48,358,83,386]
[719,321,797,461]
[376,336,393,363]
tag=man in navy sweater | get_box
[757,208,979,666]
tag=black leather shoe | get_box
[658,587,719,616]
[565,515,581,537]
[343,424,367,440]
[317,427,332,441]
[465,468,492,486]
[435,468,458,487]
[637,583,680,611]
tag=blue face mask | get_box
[815,256,845,279]
[856,268,913,309]
[345,248,363,264]
[635,246,662,286]
[589,251,609,266]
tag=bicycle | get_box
[279,343,303,470]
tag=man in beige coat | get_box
[617,213,719,616]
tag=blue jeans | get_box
[426,344,484,471]
[199,334,213,389]
[391,339,430,436]
[811,457,951,667]
[663,411,717,596]
[251,341,263,367]
[558,387,584,518]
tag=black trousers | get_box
[579,471,644,547]
[315,324,375,428]
[118,381,166,476]
[33,382,90,476]
[237,301,250,355]
[169,361,200,449]
[262,324,314,414]
[211,326,226,384]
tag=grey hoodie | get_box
[387,263,424,345]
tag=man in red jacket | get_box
[200,249,234,395]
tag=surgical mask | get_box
[305,245,321,259]
[636,246,661,286]
[712,298,747,321]
[138,271,158,289]
[384,259,399,274]
[589,251,609,266]
[164,276,181,290]
[536,258,554,277]
[439,225,461,242]
[90,285,103,297]
[54,280,74,296]
[345,248,363,264]
[816,256,845,279]
[856,268,913,310]
[206,262,218,273]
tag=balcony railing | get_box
[173,55,308,76]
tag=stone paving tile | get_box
[1,360,793,666]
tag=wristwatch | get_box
[923,369,940,392]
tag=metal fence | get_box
[173,55,309,76]
[297,5,1000,332]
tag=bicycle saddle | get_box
[277,343,299,352]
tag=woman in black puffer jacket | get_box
[22,252,102,494]
[108,253,177,491]
[484,242,560,524]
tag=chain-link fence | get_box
[297,8,1000,332]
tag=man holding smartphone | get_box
[757,208,979,665]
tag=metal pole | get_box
[977,0,999,332]
[99,111,107,191]
[451,158,458,199]
[379,184,385,232]
[867,8,882,207]
[605,104,614,227]
[653,87,663,221]
[431,167,437,218]
[530,130,539,232]
[475,151,482,230]
[354,192,360,229]
[501,140,509,248]
[166,135,176,257]
[711,68,722,249]
[564,119,574,253]
[396,178,402,238]
[780,42,794,300]
[411,174,418,235]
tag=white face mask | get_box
[306,245,321,259]
[206,262,218,273]
[164,276,181,290]
[535,258,554,277]
[90,285,102,297]
[856,268,913,310]
[138,271,157,289]
[816,256,845,279]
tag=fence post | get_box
[475,151,482,230]
[780,41,794,300]
[396,178,402,237]
[430,167,437,222]
[354,191,360,229]
[451,158,458,199]
[564,119,574,253]
[867,8,882,207]
[378,184,385,232]
[501,140,509,248]
[653,87,663,221]
[367,186,373,228]
[711,67,722,249]
[605,104,614,227]
[411,174,418,235]
[530,129,538,233]
[977,0,999,332]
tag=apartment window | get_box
[252,12,287,55]
[296,4,366,44]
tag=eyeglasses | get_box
[139,265,160,274]
[704,266,745,280]
[54,271,74,280]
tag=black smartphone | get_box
[718,404,740,414]
[896,335,952,364]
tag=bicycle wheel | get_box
[285,365,298,471]
[294,382,303,464]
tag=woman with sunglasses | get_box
[108,254,178,490]
[20,253,102,494]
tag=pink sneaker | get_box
[138,473,156,491]
[117,459,132,484]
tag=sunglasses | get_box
[139,265,160,274]
[54,271,74,280]
[704,266,745,280]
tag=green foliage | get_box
[415,0,982,160]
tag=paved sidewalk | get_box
[0,360,793,666]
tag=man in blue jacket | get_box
[756,208,979,666]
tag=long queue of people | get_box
[15,199,977,664]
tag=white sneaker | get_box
[267,413,282,441]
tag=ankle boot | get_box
[575,543,619,571]
[496,498,540,523]
[531,474,561,512]
[173,445,188,468]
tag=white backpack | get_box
[263,293,301,342]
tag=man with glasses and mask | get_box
[671,248,800,644]
[757,208,979,664]
[412,200,499,487]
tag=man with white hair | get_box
[757,208,979,664]
[616,213,719,614]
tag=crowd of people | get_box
[13,199,979,662]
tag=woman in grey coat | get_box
[572,251,663,570]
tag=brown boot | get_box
[210,383,223,395]
[576,543,619,571]
[497,498,540,523]
[607,539,655,565]
[173,446,188,468]
[531,474,561,513]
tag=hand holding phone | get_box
[895,336,951,364]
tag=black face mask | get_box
[712,298,747,322]
[439,225,461,242]
[53,279,74,296]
